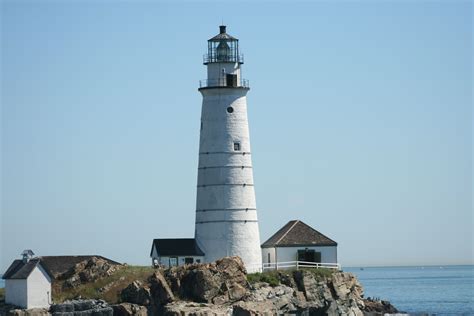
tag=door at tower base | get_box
[150,238,205,268]
[261,220,338,267]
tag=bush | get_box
[0,288,4,302]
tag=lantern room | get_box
[204,25,244,64]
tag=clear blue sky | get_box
[1,0,472,271]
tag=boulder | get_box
[61,257,121,289]
[362,298,399,314]
[215,257,247,287]
[120,281,152,306]
[227,283,247,301]
[48,300,112,316]
[149,271,174,305]
[163,302,230,316]
[232,301,276,316]
[177,256,249,303]
[7,309,50,316]
[292,270,328,306]
[180,268,221,302]
[111,304,148,316]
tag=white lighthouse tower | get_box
[195,25,262,272]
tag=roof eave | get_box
[261,243,338,248]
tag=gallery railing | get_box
[261,261,341,271]
[199,78,250,89]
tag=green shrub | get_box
[0,288,4,302]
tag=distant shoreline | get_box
[344,264,473,269]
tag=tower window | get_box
[227,107,234,113]
[233,142,241,151]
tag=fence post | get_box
[296,261,299,270]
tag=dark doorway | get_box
[297,249,321,263]
[226,74,237,87]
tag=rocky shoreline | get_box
[0,257,399,316]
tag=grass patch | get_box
[247,268,336,287]
[52,265,155,304]
[247,271,280,287]
[300,267,335,280]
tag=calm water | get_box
[345,265,474,315]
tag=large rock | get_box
[292,270,330,307]
[180,268,222,302]
[7,309,50,316]
[166,256,249,304]
[163,302,231,316]
[120,281,152,306]
[48,300,112,316]
[232,301,276,316]
[61,257,121,289]
[362,298,399,314]
[111,304,148,316]
[149,271,175,305]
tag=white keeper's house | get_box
[2,251,53,309]
[261,220,338,268]
[150,238,205,267]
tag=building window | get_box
[169,257,178,266]
[196,259,201,263]
[297,249,321,263]
[267,253,271,263]
[233,142,240,151]
[227,107,234,113]
[185,257,194,264]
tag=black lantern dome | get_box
[204,25,244,64]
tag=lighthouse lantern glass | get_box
[205,26,241,64]
[216,41,231,61]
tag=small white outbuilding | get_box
[2,257,53,309]
[150,238,205,267]
[261,220,338,267]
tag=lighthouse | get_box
[194,25,262,272]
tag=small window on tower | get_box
[233,142,241,151]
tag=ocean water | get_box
[345,265,474,315]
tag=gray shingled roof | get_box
[209,32,237,41]
[209,26,237,41]
[261,220,337,248]
[2,259,53,280]
[150,238,205,257]
[2,255,120,280]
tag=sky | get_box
[0,0,472,271]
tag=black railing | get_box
[199,78,250,89]
[203,54,244,64]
